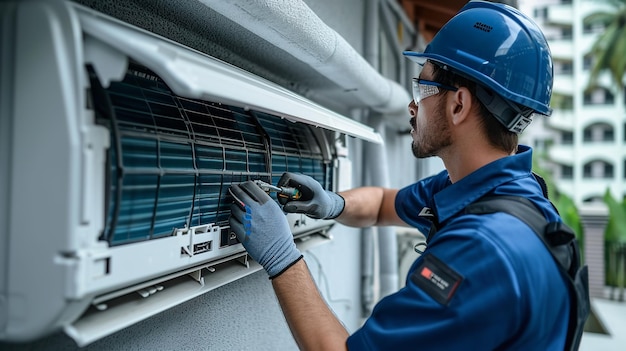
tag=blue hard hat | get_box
[404,0,553,117]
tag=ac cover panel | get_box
[1,1,382,346]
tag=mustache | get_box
[409,117,416,129]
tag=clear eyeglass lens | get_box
[412,79,440,104]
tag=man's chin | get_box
[413,141,442,158]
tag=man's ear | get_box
[449,87,473,127]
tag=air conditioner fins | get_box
[89,63,334,247]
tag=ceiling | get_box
[399,0,468,42]
[399,0,520,42]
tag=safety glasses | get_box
[412,78,458,104]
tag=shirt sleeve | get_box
[394,171,450,234]
[347,218,525,351]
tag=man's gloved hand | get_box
[277,172,345,220]
[229,181,302,279]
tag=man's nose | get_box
[408,100,417,118]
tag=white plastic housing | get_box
[0,1,381,346]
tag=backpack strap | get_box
[466,195,590,351]
[466,196,574,269]
[532,172,550,200]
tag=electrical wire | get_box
[305,251,353,308]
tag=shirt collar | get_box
[433,145,533,223]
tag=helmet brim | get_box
[403,51,552,116]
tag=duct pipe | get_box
[347,108,375,317]
[367,113,398,299]
[202,0,410,115]
[383,0,416,37]
[362,0,399,313]
[359,0,381,317]
[380,0,407,87]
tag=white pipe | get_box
[380,0,406,86]
[383,0,415,36]
[359,0,381,317]
[368,114,398,298]
[201,0,409,115]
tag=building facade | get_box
[519,0,626,299]
[521,0,626,208]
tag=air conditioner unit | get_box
[0,1,382,346]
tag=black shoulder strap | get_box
[466,196,574,269]
[466,195,590,351]
[532,172,550,200]
[466,195,545,236]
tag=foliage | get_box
[585,0,626,90]
[603,189,626,300]
[602,188,626,243]
[549,92,573,110]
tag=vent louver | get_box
[91,63,332,246]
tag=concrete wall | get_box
[580,209,609,299]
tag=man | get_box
[229,1,572,350]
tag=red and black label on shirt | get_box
[411,254,463,306]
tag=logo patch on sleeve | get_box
[410,254,463,306]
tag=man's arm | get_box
[227,179,401,350]
[277,172,407,228]
[336,187,404,227]
[272,259,349,351]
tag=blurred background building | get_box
[519,0,626,301]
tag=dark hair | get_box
[429,61,518,154]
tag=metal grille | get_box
[253,111,327,187]
[93,63,332,246]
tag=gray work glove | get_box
[277,172,345,220]
[229,181,303,279]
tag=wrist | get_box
[268,254,304,279]
[262,238,303,278]
[326,191,345,219]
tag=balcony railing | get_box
[548,39,574,59]
[546,4,573,26]
[553,74,575,95]
[547,109,574,131]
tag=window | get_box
[584,88,615,105]
[604,128,614,141]
[583,22,605,34]
[562,165,573,179]
[561,27,573,40]
[583,54,593,70]
[534,7,548,20]
[606,163,614,178]
[562,131,574,145]
[583,195,604,204]
[583,123,614,142]
[555,61,573,75]
[583,160,614,179]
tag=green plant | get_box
[585,0,626,91]
[603,188,626,301]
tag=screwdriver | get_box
[253,180,302,200]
